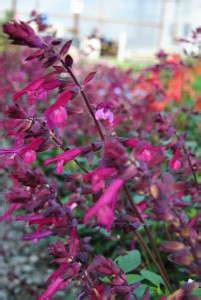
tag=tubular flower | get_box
[0,137,44,164]
[13,73,60,103]
[44,148,83,174]
[169,149,182,171]
[84,178,124,230]
[45,90,74,127]
[83,167,117,193]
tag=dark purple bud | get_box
[64,54,73,68]
[51,39,62,45]
[3,21,44,48]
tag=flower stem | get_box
[124,186,172,291]
[61,61,105,141]
[182,145,198,188]
[134,230,171,288]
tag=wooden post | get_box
[11,0,17,18]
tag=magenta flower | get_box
[39,262,80,300]
[136,144,165,164]
[0,137,44,164]
[84,178,124,230]
[125,138,165,166]
[0,203,21,223]
[83,167,117,193]
[38,275,67,300]
[124,137,139,148]
[45,90,73,127]
[95,107,114,124]
[47,106,68,127]
[23,149,37,164]
[14,73,60,103]
[17,213,71,242]
[44,148,83,174]
[3,21,44,48]
[169,149,182,171]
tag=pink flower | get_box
[124,138,165,166]
[0,203,21,223]
[27,88,47,103]
[169,149,182,171]
[48,106,68,126]
[38,276,66,300]
[84,178,124,230]
[138,148,152,162]
[0,137,44,163]
[44,148,82,174]
[171,159,182,170]
[124,138,139,148]
[136,144,163,163]
[95,107,114,124]
[84,167,117,193]
[45,90,73,128]
[13,73,60,103]
[23,149,37,164]
[39,262,80,300]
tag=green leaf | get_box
[192,75,201,92]
[140,269,165,286]
[126,274,143,284]
[115,250,141,273]
[100,276,111,283]
[134,284,149,298]
[133,194,145,203]
[192,288,201,296]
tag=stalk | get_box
[124,186,172,291]
[134,230,171,289]
[182,145,198,188]
[61,61,105,141]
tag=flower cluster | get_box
[0,17,201,299]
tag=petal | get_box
[84,178,124,228]
[0,203,21,222]
[23,150,36,164]
[44,148,82,166]
[39,276,65,300]
[56,160,64,174]
[23,229,53,241]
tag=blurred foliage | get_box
[0,10,15,51]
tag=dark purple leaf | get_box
[60,40,72,56]
[83,72,96,85]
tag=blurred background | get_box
[0,1,201,300]
[0,0,201,62]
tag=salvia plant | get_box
[0,14,201,300]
